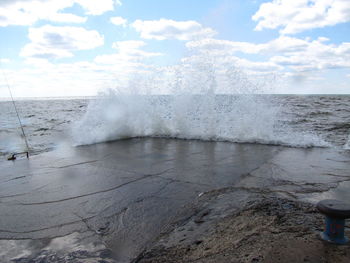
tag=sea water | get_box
[1,94,349,159]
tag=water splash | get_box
[72,59,328,148]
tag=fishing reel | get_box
[7,151,29,161]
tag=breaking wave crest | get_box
[71,94,329,148]
[71,58,329,148]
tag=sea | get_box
[0,95,349,160]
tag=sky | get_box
[0,0,350,97]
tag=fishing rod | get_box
[0,59,30,160]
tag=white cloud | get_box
[110,16,127,27]
[0,0,121,26]
[186,39,263,54]
[182,51,281,74]
[48,13,87,24]
[268,38,350,71]
[112,40,146,50]
[1,44,160,97]
[253,0,350,34]
[131,19,216,40]
[0,58,10,63]
[317,37,330,42]
[2,37,349,96]
[186,36,350,72]
[186,36,313,56]
[20,25,104,59]
[76,0,121,16]
[95,40,162,65]
[0,61,113,97]
[233,58,283,72]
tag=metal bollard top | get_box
[317,199,350,219]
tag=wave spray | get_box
[72,57,327,148]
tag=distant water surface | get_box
[0,95,349,159]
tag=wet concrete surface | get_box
[0,138,350,262]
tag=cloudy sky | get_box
[0,0,349,97]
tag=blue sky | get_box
[0,0,349,97]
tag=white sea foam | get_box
[71,68,329,149]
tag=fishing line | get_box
[0,59,30,155]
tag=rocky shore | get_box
[135,192,350,263]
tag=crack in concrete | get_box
[17,168,174,206]
[0,184,50,200]
[238,150,284,180]
[154,174,211,188]
[323,173,350,179]
[3,176,26,183]
[240,172,348,196]
[0,205,131,236]
[0,216,94,235]
[48,159,100,169]
[326,158,350,163]
[90,180,179,221]
[132,180,177,205]
[198,185,298,201]
[235,186,298,199]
